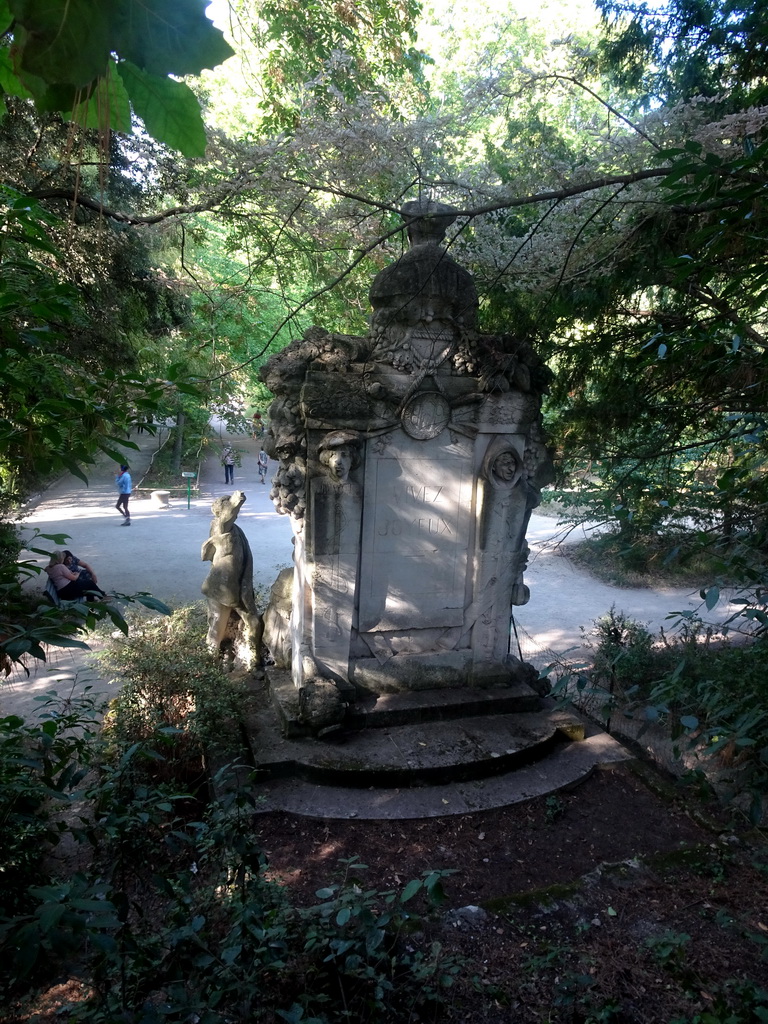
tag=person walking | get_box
[257,448,269,484]
[115,464,132,525]
[222,445,236,485]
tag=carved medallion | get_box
[401,392,451,440]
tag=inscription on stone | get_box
[359,434,473,631]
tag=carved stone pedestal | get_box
[260,200,554,731]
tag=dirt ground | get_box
[255,764,708,904]
[247,762,768,1023]
[4,760,768,1024]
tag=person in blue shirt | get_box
[115,464,132,525]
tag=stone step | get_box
[246,731,633,820]
[267,669,544,737]
[349,681,544,728]
[232,680,633,819]
[245,696,570,788]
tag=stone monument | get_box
[261,200,554,729]
[201,491,263,665]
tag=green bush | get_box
[587,606,768,820]
[553,604,768,820]
[590,606,657,695]
[553,607,664,726]
[0,690,102,907]
[565,529,762,588]
[648,621,768,821]
[0,689,106,989]
[1,605,464,1020]
[99,604,245,765]
[67,780,461,1024]
[299,860,459,1020]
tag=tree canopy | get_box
[4,8,768,1014]
[2,0,768,660]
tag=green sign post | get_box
[181,471,196,509]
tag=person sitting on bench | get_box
[45,551,98,602]
[63,550,106,596]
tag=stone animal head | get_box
[211,490,246,527]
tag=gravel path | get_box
[513,516,718,669]
[7,421,291,719]
[3,430,723,719]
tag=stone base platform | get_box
[267,669,543,737]
[238,675,633,819]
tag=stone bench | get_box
[150,489,171,508]
[45,578,62,606]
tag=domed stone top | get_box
[369,200,478,330]
[401,199,459,247]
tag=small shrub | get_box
[0,690,106,991]
[99,604,245,766]
[65,773,462,1024]
[591,606,657,695]
[556,607,663,725]
[554,605,768,819]
[2,608,466,1021]
[567,529,767,589]
[644,929,691,968]
[0,690,103,910]
[648,622,768,820]
[300,860,460,1020]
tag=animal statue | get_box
[201,491,263,658]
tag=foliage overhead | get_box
[0,0,234,155]
[52,0,764,553]
[593,0,768,107]
[219,0,426,129]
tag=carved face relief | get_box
[324,446,353,483]
[318,430,362,484]
[493,452,518,483]
[482,442,522,490]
